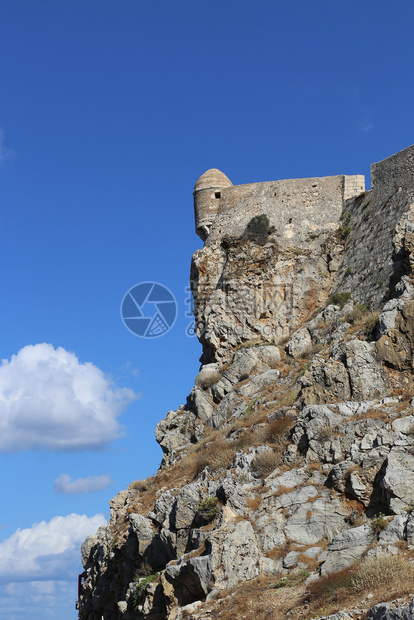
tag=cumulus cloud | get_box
[0,344,138,452]
[0,580,74,620]
[54,473,113,494]
[0,513,106,584]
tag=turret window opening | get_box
[215,191,221,199]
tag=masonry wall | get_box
[208,175,348,249]
[333,144,414,308]
[371,144,414,194]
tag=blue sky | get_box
[0,1,413,618]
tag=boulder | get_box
[380,449,414,513]
[320,524,375,575]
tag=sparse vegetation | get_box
[307,567,354,613]
[132,573,159,607]
[129,478,151,492]
[351,554,414,591]
[306,553,414,617]
[327,292,352,309]
[345,510,360,526]
[361,312,379,340]
[274,569,310,588]
[316,424,332,443]
[262,417,292,444]
[196,496,220,521]
[369,512,388,533]
[339,213,352,239]
[404,500,414,513]
[345,303,369,324]
[251,449,281,478]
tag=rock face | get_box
[78,145,414,620]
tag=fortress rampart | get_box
[194,169,365,242]
[193,144,414,310]
[334,144,414,308]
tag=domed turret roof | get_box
[194,169,233,192]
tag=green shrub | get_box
[132,573,159,607]
[196,496,220,521]
[327,292,352,309]
[361,313,379,341]
[345,303,369,324]
[339,214,351,239]
[274,570,310,588]
[370,512,388,533]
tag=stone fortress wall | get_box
[194,144,414,309]
[334,144,414,308]
[194,168,365,244]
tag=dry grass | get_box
[305,461,323,473]
[195,575,305,620]
[315,423,333,443]
[306,554,414,618]
[129,479,151,492]
[297,342,324,362]
[262,417,293,444]
[251,449,282,478]
[179,554,414,620]
[344,308,379,341]
[111,361,301,543]
[273,484,298,497]
[296,553,320,573]
[352,554,414,591]
[265,545,289,561]
[245,496,262,512]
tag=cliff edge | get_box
[79,145,414,620]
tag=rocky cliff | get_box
[79,145,414,620]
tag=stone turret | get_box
[193,168,233,240]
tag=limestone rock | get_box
[380,449,414,513]
[367,598,414,619]
[286,327,312,358]
[320,524,375,575]
[78,146,414,620]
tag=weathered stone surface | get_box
[286,327,312,358]
[376,301,414,371]
[129,514,154,554]
[378,514,408,545]
[301,340,387,405]
[367,598,414,619]
[320,524,375,575]
[283,550,298,568]
[284,496,348,545]
[380,449,414,513]
[173,484,201,530]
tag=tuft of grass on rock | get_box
[327,292,352,309]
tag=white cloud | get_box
[54,473,113,494]
[0,513,106,584]
[0,344,138,452]
[0,580,74,620]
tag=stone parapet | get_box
[344,175,365,200]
